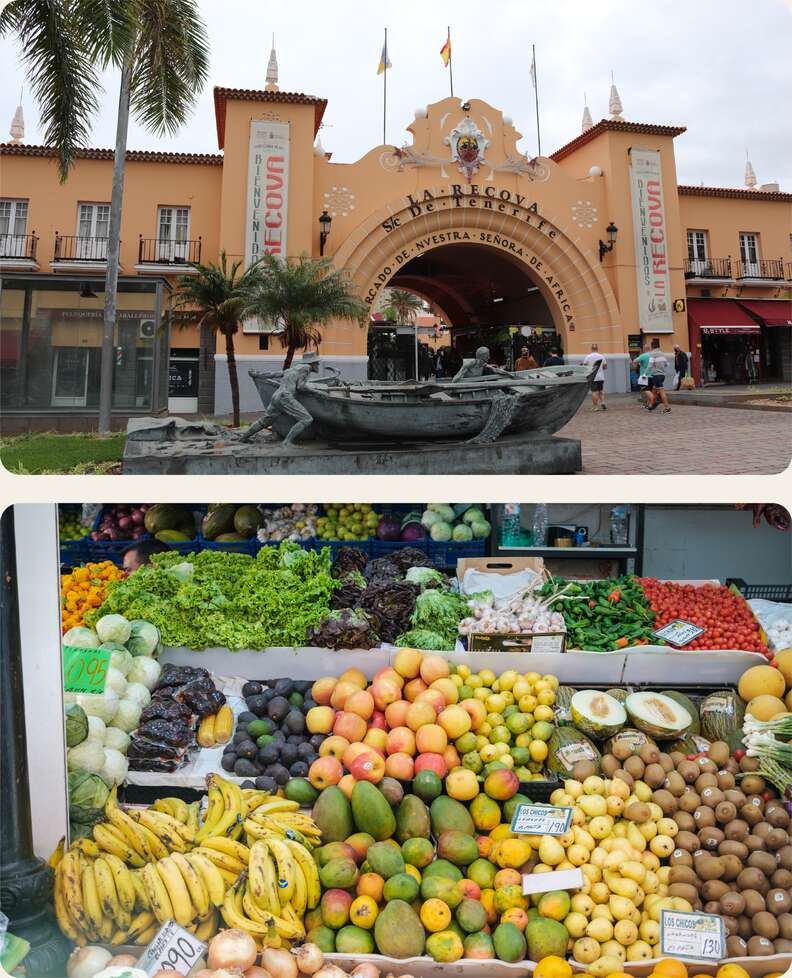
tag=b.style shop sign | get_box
[245,120,289,266]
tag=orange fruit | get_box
[653,961,688,978]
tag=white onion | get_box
[261,947,298,978]
[108,956,138,968]
[313,967,349,978]
[67,946,112,978]
[351,964,381,978]
[294,943,324,974]
[244,968,275,978]
[207,929,257,972]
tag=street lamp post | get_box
[319,210,332,256]
[599,221,618,262]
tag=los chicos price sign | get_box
[137,920,208,976]
[660,909,725,961]
[62,644,110,694]
[510,803,573,836]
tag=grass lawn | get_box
[0,432,126,474]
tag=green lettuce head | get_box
[68,771,110,824]
[65,704,89,748]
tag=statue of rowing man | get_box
[453,345,515,382]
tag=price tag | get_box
[62,644,110,694]
[510,803,573,836]
[529,634,566,653]
[137,920,207,976]
[652,619,705,647]
[660,910,725,961]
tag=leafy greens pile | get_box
[396,587,468,651]
[86,543,336,651]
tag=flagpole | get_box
[448,27,454,97]
[532,43,541,156]
[383,27,388,144]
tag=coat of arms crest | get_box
[445,116,490,180]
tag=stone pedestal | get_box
[0,510,71,977]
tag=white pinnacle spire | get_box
[744,151,757,189]
[314,135,325,157]
[581,92,593,133]
[609,71,623,120]
[265,34,279,92]
[9,89,24,143]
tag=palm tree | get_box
[1,0,209,434]
[383,287,424,324]
[245,254,370,369]
[172,253,265,428]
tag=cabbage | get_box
[65,704,89,747]
[421,509,442,529]
[429,521,452,542]
[95,614,131,645]
[452,523,473,542]
[105,666,128,697]
[62,626,100,649]
[87,715,107,741]
[126,619,160,657]
[123,682,151,708]
[462,507,486,526]
[68,771,109,823]
[67,739,106,775]
[428,504,455,524]
[104,645,133,677]
[103,727,131,753]
[127,656,161,691]
[101,748,129,787]
[168,561,195,583]
[109,698,142,733]
[470,519,491,539]
[75,689,119,723]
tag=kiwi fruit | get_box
[737,867,769,895]
[738,915,754,940]
[724,818,749,840]
[638,741,660,764]
[775,939,792,953]
[741,803,764,826]
[777,844,792,869]
[720,891,745,916]
[754,821,772,839]
[742,774,767,795]
[707,740,730,766]
[716,770,736,791]
[718,839,748,860]
[698,826,725,850]
[572,759,596,781]
[693,805,716,828]
[674,831,700,852]
[652,789,678,814]
[725,935,748,957]
[694,772,718,793]
[677,760,700,784]
[694,854,724,880]
[623,755,645,780]
[752,910,780,939]
[665,771,687,797]
[778,913,792,940]
[700,785,725,808]
[625,801,651,823]
[669,848,693,867]
[701,879,728,902]
[669,750,687,766]
[721,914,739,936]
[613,768,634,788]
[724,788,747,806]
[767,888,792,916]
[765,827,790,850]
[715,800,737,824]
[748,850,777,876]
[746,834,767,852]
[698,757,718,774]
[719,853,742,881]
[669,865,698,886]
[747,935,775,956]
[740,754,760,772]
[600,754,620,777]
[703,900,721,915]
[611,739,634,761]
[678,791,701,814]
[668,882,699,904]
[657,752,674,773]
[675,811,695,832]
[644,763,666,788]
[771,867,792,889]
[767,807,790,828]
[742,889,767,916]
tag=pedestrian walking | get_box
[633,343,653,407]
[582,343,607,411]
[515,346,538,371]
[646,346,671,413]
[673,345,688,390]
[543,348,564,366]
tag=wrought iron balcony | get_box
[138,236,201,265]
[736,258,785,280]
[684,257,732,279]
[53,234,109,261]
[787,262,792,282]
[0,232,38,260]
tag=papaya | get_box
[155,529,191,542]
[430,796,474,837]
[313,786,354,843]
[201,504,237,540]
[144,503,189,535]
[233,504,264,537]
[366,841,404,880]
[395,795,430,842]
[351,781,396,841]
[436,830,479,867]
[373,900,425,958]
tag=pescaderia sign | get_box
[629,148,673,334]
[245,120,290,267]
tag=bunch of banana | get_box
[197,704,233,748]
[243,797,322,850]
[220,871,305,950]
[191,837,250,886]
[194,773,247,844]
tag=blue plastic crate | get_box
[59,538,90,568]
[369,538,431,559]
[305,538,374,561]
[427,538,487,568]
[86,505,202,562]
[197,534,261,556]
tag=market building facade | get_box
[1,73,790,427]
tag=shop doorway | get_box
[701,331,762,384]
[50,348,90,407]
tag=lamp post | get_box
[319,210,332,256]
[598,221,618,262]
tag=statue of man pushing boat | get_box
[453,346,514,382]
[239,351,323,446]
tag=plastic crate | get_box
[197,534,261,556]
[427,538,487,568]
[86,505,202,562]
[370,538,430,559]
[59,538,90,569]
[305,538,374,560]
[727,578,792,602]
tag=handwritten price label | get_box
[511,804,573,836]
[137,920,207,976]
[660,910,725,961]
[653,619,705,647]
[62,644,110,694]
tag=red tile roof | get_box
[678,184,792,202]
[0,143,223,164]
[550,119,687,161]
[213,87,327,148]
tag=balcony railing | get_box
[53,234,109,261]
[0,232,38,260]
[787,262,792,282]
[138,236,201,265]
[684,257,732,279]
[736,258,785,280]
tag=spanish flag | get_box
[377,37,391,75]
[440,29,451,66]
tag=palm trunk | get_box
[98,60,132,435]
[197,321,216,416]
[283,342,297,369]
[224,330,240,427]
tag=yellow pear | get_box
[632,781,652,802]
[601,939,627,961]
[589,815,614,840]
[565,911,589,938]
[627,822,647,852]
[571,893,595,916]
[642,870,659,894]
[620,860,646,885]
[573,826,596,851]
[589,955,626,978]
[592,903,615,922]
[586,917,614,942]
[656,866,670,884]
[638,820,658,841]
[567,844,590,867]
[579,794,608,818]
[581,863,602,884]
[538,836,565,866]
[671,896,693,912]
[639,919,659,944]
[572,937,600,965]
[609,894,635,920]
[626,940,654,961]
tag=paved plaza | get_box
[559,395,792,474]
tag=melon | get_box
[553,686,575,726]
[661,690,699,734]
[546,727,601,775]
[737,665,786,703]
[745,694,787,721]
[773,648,792,687]
[570,690,626,739]
[624,691,692,740]
[700,690,745,747]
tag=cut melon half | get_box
[625,691,692,739]
[570,690,627,739]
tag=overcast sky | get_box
[1,0,791,189]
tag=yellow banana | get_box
[285,838,321,910]
[193,845,246,876]
[105,789,150,860]
[103,853,136,915]
[184,851,226,907]
[142,807,194,844]
[220,879,276,939]
[135,921,160,944]
[265,835,296,906]
[126,910,156,942]
[140,862,174,924]
[280,904,306,940]
[48,837,65,870]
[72,838,101,858]
[249,797,300,816]
[60,850,88,932]
[186,802,200,837]
[170,852,209,920]
[53,863,80,941]
[194,781,224,843]
[153,797,190,823]
[248,840,279,913]
[195,908,219,942]
[211,775,246,839]
[156,856,194,927]
[81,864,105,936]
[93,857,120,921]
[93,822,145,867]
[289,857,307,917]
[130,810,185,855]
[200,836,250,863]
[130,869,150,910]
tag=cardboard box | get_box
[464,630,566,653]
[457,555,545,581]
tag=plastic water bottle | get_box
[610,506,629,546]
[502,504,521,546]
[532,504,549,547]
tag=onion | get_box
[152,972,184,978]
[244,968,274,978]
[261,947,298,978]
[207,930,258,973]
[109,957,139,968]
[294,944,324,975]
[351,965,381,978]
[313,967,349,978]
[67,946,112,978]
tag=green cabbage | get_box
[105,667,128,697]
[68,771,110,824]
[62,626,100,649]
[102,645,132,677]
[95,614,131,645]
[462,507,486,526]
[127,656,161,690]
[75,689,119,723]
[452,523,473,542]
[126,620,160,657]
[65,704,89,748]
[428,503,455,523]
[109,698,142,733]
[429,521,452,542]
[470,519,491,539]
[101,748,129,787]
[67,739,107,775]
[421,509,442,529]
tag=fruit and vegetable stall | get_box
[18,512,792,978]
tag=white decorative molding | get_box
[323,186,357,218]
[570,200,598,229]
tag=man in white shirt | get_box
[582,343,607,411]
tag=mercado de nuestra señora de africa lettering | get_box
[0,52,790,427]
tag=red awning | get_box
[737,299,792,327]
[687,298,761,334]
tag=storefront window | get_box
[0,276,169,414]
